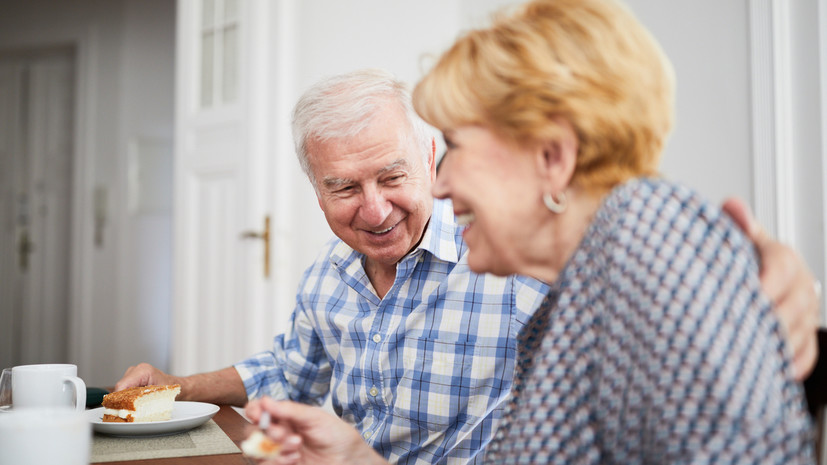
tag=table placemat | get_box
[90,419,240,463]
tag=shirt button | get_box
[363,431,371,440]
[372,334,382,343]
[369,387,379,397]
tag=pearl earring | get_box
[542,191,567,214]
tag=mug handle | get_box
[63,376,86,412]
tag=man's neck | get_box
[365,260,396,299]
[364,217,431,299]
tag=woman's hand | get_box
[723,197,821,380]
[245,397,389,465]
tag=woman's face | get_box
[433,125,545,276]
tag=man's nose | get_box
[360,186,393,226]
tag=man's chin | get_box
[362,247,408,267]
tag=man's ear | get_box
[536,118,578,191]
[428,137,437,181]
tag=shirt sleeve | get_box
[233,290,332,406]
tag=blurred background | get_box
[0,0,824,391]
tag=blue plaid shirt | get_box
[235,198,549,464]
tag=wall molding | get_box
[820,0,827,317]
[70,26,97,381]
[749,0,796,244]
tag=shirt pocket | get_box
[392,337,515,432]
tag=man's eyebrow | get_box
[321,159,410,190]
[377,159,409,176]
[322,176,354,190]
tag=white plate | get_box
[86,401,219,437]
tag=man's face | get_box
[307,103,436,270]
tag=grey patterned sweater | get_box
[485,178,814,464]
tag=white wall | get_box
[116,0,175,381]
[789,0,826,306]
[631,0,754,204]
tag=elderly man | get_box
[116,69,821,464]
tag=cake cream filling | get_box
[103,408,135,419]
[103,401,169,420]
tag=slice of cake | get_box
[241,430,281,459]
[101,384,181,423]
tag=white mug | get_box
[0,408,91,465]
[11,364,86,411]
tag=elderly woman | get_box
[413,0,815,462]
[246,0,816,463]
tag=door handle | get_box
[18,229,34,272]
[240,215,270,278]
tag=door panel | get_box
[173,0,275,375]
[0,49,74,369]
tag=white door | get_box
[0,48,75,369]
[172,0,289,374]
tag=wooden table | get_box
[96,405,256,465]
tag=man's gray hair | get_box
[291,68,435,187]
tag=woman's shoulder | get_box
[603,178,717,223]
[595,178,748,254]
[589,177,763,318]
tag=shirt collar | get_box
[328,197,461,270]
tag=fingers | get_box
[721,196,821,380]
[758,242,801,304]
[113,363,173,392]
[722,197,760,240]
[245,398,263,420]
[764,246,820,380]
[245,398,304,457]
[791,334,819,382]
[774,274,821,380]
[263,427,302,455]
[260,396,319,425]
[114,364,152,391]
[722,197,790,297]
[260,448,301,465]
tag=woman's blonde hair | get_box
[413,0,675,191]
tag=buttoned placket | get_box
[360,250,424,442]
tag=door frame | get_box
[67,32,98,375]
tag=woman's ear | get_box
[536,118,578,191]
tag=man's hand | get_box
[114,364,248,406]
[245,397,389,465]
[723,197,821,381]
[114,363,180,392]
